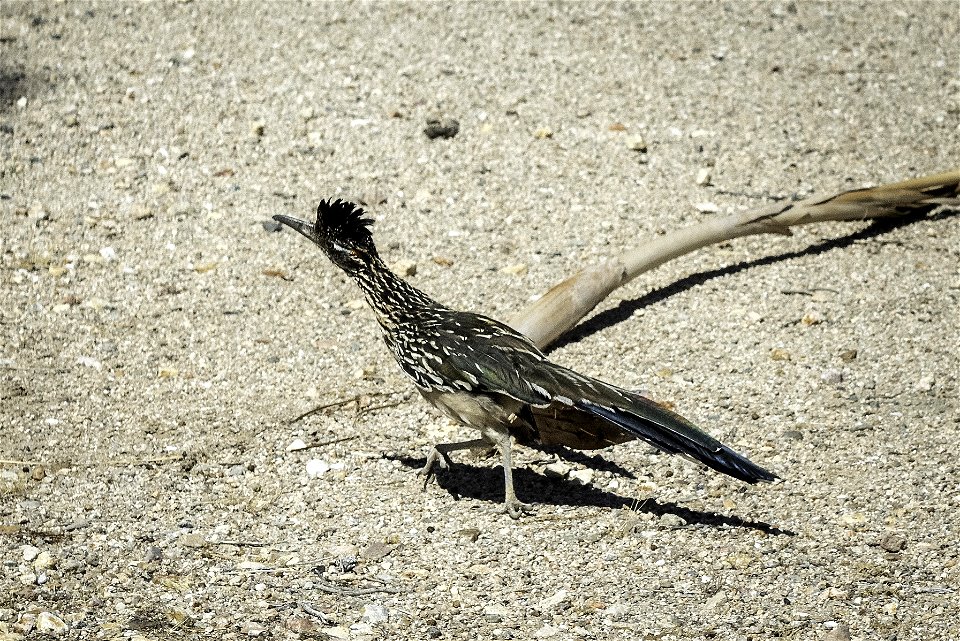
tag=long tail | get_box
[541,366,779,483]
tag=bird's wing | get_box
[417,311,777,484]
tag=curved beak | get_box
[272,214,314,240]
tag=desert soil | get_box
[1,2,959,640]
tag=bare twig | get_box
[511,169,960,349]
[314,579,401,596]
[287,390,402,424]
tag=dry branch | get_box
[511,169,960,349]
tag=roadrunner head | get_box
[274,199,378,274]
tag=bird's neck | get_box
[353,257,440,327]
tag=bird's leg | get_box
[492,430,533,519]
[418,438,489,489]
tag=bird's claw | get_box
[504,498,534,520]
[418,447,452,490]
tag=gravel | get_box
[2,2,959,640]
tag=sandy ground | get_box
[2,2,959,640]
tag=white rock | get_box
[695,201,719,214]
[36,611,68,634]
[33,550,55,570]
[569,468,594,485]
[361,603,389,625]
[538,589,569,612]
[695,167,713,186]
[543,462,570,478]
[22,544,41,562]
[286,438,308,452]
[306,459,330,478]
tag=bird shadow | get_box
[389,454,793,535]
[548,210,953,352]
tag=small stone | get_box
[879,532,906,553]
[361,541,396,561]
[915,375,934,392]
[36,611,69,634]
[825,624,851,641]
[457,528,481,542]
[361,603,389,625]
[839,349,858,362]
[33,550,54,570]
[424,118,459,139]
[286,438,308,452]
[626,134,647,151]
[501,263,528,276]
[534,624,559,638]
[426,625,442,638]
[770,348,791,361]
[820,369,844,385]
[306,459,330,478]
[144,546,163,562]
[158,367,179,378]
[725,552,754,569]
[392,259,417,276]
[52,303,71,314]
[538,589,570,612]
[704,591,725,610]
[286,616,322,633]
[569,469,594,486]
[782,430,804,441]
[262,220,282,233]
[483,604,510,623]
[22,544,41,562]
[695,167,713,186]
[19,571,38,585]
[801,311,824,326]
[823,586,849,600]
[323,626,351,640]
[659,513,687,528]
[695,201,719,214]
[533,126,554,139]
[543,462,570,478]
[179,533,206,548]
[250,120,266,139]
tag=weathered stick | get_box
[511,169,960,349]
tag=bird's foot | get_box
[504,497,534,520]
[417,446,452,489]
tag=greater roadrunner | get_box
[274,199,777,518]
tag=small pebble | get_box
[144,546,163,562]
[695,201,719,214]
[286,438,308,452]
[569,468,594,486]
[820,369,844,385]
[306,459,330,478]
[424,118,459,139]
[36,611,69,634]
[626,134,647,151]
[543,462,571,478]
[839,349,858,362]
[695,167,713,186]
[500,263,527,276]
[533,126,553,139]
[770,348,791,361]
[825,623,851,641]
[22,544,41,562]
[33,550,54,570]
[659,513,687,528]
[879,532,906,553]
[361,603,389,625]
[392,259,417,276]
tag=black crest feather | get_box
[316,198,374,243]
